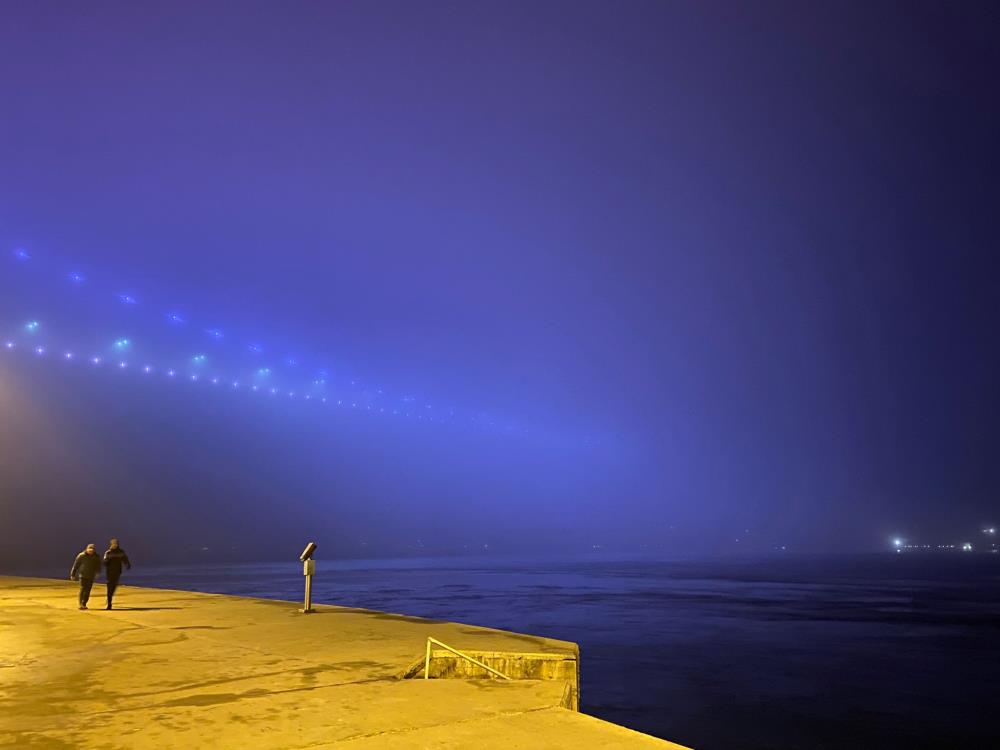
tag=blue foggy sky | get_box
[1,1,998,563]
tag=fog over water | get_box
[2,2,999,565]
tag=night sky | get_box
[1,1,998,565]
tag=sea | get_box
[12,553,1000,749]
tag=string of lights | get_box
[4,247,517,434]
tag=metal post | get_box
[299,542,317,614]
[424,637,432,679]
[300,558,316,613]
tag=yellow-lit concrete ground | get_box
[0,576,689,749]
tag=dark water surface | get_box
[13,554,1000,748]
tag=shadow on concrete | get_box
[172,624,232,630]
[306,608,448,625]
[110,606,182,611]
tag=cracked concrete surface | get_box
[0,576,688,749]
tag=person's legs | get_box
[106,575,120,609]
[79,577,94,608]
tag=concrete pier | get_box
[0,576,689,748]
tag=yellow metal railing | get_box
[423,637,511,681]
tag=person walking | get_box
[103,538,132,610]
[69,543,102,610]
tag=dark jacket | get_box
[70,551,102,580]
[103,547,132,578]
